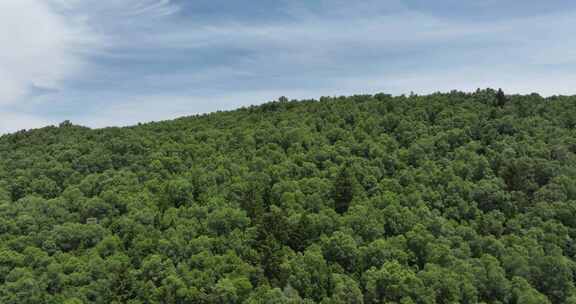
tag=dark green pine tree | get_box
[496,88,507,107]
[333,165,354,214]
[288,214,314,252]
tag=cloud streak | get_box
[3,0,576,134]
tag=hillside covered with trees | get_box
[1,89,576,303]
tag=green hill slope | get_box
[1,89,576,303]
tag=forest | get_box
[1,89,576,303]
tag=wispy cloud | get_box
[3,0,576,134]
[49,0,178,17]
[86,5,576,97]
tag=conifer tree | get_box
[496,88,507,107]
[333,165,354,214]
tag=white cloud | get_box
[0,0,177,133]
[0,0,178,103]
[0,0,95,105]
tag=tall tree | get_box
[333,165,354,214]
[496,88,507,107]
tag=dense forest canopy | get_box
[1,89,576,303]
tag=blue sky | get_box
[2,0,576,133]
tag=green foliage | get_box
[333,165,355,214]
[1,90,576,302]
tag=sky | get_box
[1,0,576,133]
